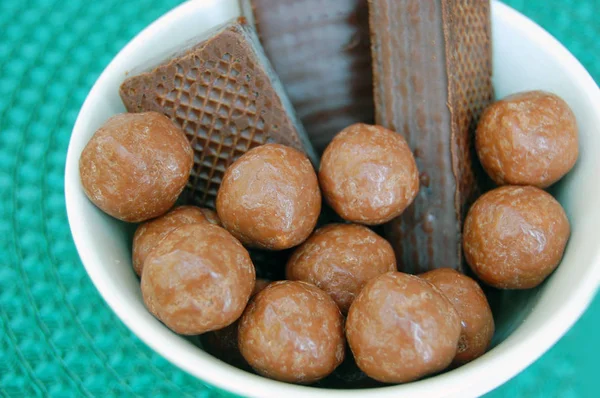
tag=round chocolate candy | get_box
[319,123,419,225]
[199,208,221,226]
[420,268,494,365]
[346,272,461,383]
[238,281,345,384]
[216,144,321,250]
[476,90,578,188]
[200,278,271,369]
[132,206,217,276]
[463,185,570,289]
[141,223,255,335]
[286,223,396,314]
[79,112,193,222]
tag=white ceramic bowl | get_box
[65,1,600,397]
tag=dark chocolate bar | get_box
[243,0,374,153]
[369,0,493,273]
[120,18,316,208]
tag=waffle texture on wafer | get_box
[120,18,316,208]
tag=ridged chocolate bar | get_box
[243,0,374,153]
[369,0,493,273]
[120,18,317,208]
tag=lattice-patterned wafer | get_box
[369,0,493,273]
[242,0,373,153]
[120,18,316,208]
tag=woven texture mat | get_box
[0,0,598,396]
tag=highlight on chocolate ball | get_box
[74,0,580,391]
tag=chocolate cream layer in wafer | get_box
[120,18,317,208]
[242,0,373,153]
[369,0,493,274]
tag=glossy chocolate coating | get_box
[370,0,494,273]
[319,123,419,225]
[477,90,578,188]
[132,206,213,276]
[141,224,255,335]
[286,223,396,313]
[217,144,321,250]
[346,272,461,383]
[200,278,271,369]
[420,268,494,365]
[245,0,374,153]
[199,208,221,226]
[238,281,345,383]
[79,112,193,222]
[463,186,570,289]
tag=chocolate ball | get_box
[464,186,570,289]
[238,281,345,383]
[420,268,494,365]
[201,278,271,369]
[346,272,461,383]
[476,90,578,188]
[319,123,419,225]
[286,223,396,313]
[216,144,321,250]
[141,223,255,335]
[79,112,193,222]
[132,206,213,276]
[249,278,272,297]
[199,208,221,226]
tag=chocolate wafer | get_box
[242,0,374,153]
[369,0,493,273]
[120,18,317,208]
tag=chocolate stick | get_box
[243,0,374,153]
[369,0,493,273]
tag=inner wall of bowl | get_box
[68,0,599,392]
[488,8,599,347]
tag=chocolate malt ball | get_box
[201,278,271,369]
[286,223,396,313]
[476,90,578,188]
[319,123,419,225]
[141,223,255,335]
[420,268,494,365]
[79,112,193,222]
[463,186,570,289]
[199,208,221,226]
[238,281,345,383]
[132,206,214,276]
[346,272,461,383]
[216,144,321,250]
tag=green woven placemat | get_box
[0,0,598,396]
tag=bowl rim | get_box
[65,1,600,397]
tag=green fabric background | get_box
[0,0,598,396]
